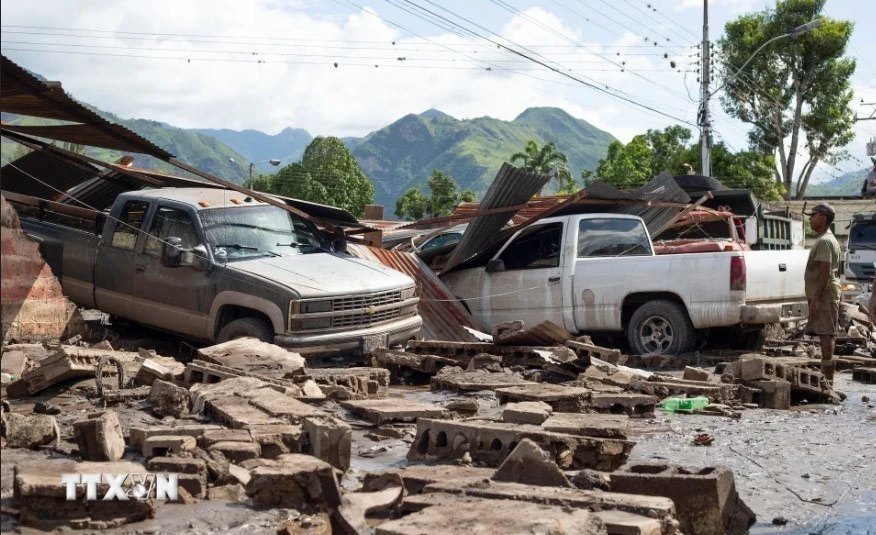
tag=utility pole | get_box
[699,0,711,177]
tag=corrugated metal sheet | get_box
[1,55,174,159]
[493,320,573,346]
[0,148,101,200]
[346,244,478,343]
[441,163,553,273]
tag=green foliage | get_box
[262,137,374,217]
[717,0,856,199]
[394,169,475,220]
[708,144,785,200]
[510,140,574,193]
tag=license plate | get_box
[849,253,862,261]
[362,334,387,354]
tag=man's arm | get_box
[809,260,831,318]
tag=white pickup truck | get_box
[441,213,808,355]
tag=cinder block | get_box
[748,380,791,410]
[142,435,196,458]
[682,366,710,382]
[200,429,253,448]
[73,410,126,462]
[303,416,351,471]
[208,441,262,463]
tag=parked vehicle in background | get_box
[12,188,422,357]
[841,212,876,303]
[440,213,808,355]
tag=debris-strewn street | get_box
[1,310,874,534]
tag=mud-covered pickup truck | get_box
[18,188,422,356]
[441,213,808,355]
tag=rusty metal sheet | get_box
[1,55,174,159]
[493,320,574,346]
[0,148,100,200]
[347,244,478,343]
[441,163,553,273]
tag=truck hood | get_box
[228,253,414,298]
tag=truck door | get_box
[94,200,149,317]
[132,205,211,339]
[484,222,565,328]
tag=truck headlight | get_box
[841,282,861,292]
[400,285,418,300]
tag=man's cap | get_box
[804,203,835,218]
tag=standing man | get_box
[803,204,841,384]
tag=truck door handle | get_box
[135,264,146,272]
[778,263,787,272]
[548,276,561,283]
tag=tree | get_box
[510,140,572,193]
[716,0,855,199]
[257,137,374,216]
[586,125,784,201]
[394,169,475,220]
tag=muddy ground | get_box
[1,320,874,534]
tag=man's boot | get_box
[820,359,835,386]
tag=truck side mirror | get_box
[332,229,347,254]
[191,244,209,270]
[161,237,183,268]
[486,259,505,273]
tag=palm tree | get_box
[510,140,575,193]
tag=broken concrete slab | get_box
[491,320,525,340]
[362,464,495,495]
[148,379,190,419]
[245,453,340,510]
[491,320,574,346]
[377,495,605,535]
[566,338,625,365]
[590,392,658,418]
[209,440,262,463]
[134,359,175,386]
[184,360,299,392]
[408,418,633,470]
[16,346,132,395]
[747,380,791,410]
[502,401,553,425]
[242,386,327,422]
[609,462,755,535]
[102,385,151,405]
[542,413,630,439]
[1,349,28,377]
[200,428,253,448]
[246,423,303,459]
[129,424,222,450]
[197,337,306,380]
[14,460,156,530]
[207,483,246,502]
[298,367,389,400]
[682,366,710,382]
[340,397,450,425]
[147,457,207,498]
[303,416,352,471]
[370,347,457,377]
[431,366,529,392]
[3,412,59,449]
[142,435,196,457]
[72,410,125,461]
[492,438,572,487]
[495,383,592,412]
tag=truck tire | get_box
[217,317,274,344]
[627,300,695,355]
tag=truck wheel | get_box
[217,318,274,344]
[627,300,695,355]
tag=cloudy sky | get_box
[1,0,874,182]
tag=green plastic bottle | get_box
[661,396,710,412]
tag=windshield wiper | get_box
[276,242,300,247]
[214,243,280,257]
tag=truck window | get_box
[578,218,652,257]
[110,200,149,251]
[499,223,563,270]
[144,207,198,256]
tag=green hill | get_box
[353,107,616,207]
[803,166,870,197]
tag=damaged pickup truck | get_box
[441,213,808,355]
[16,188,422,356]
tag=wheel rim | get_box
[638,315,674,353]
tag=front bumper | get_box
[741,301,808,324]
[274,314,422,356]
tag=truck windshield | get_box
[848,222,876,249]
[200,205,330,261]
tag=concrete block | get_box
[852,367,876,384]
[502,401,553,425]
[246,423,303,458]
[245,454,340,510]
[72,410,125,461]
[129,424,221,450]
[682,366,710,382]
[610,462,755,535]
[340,398,450,425]
[1,349,28,377]
[496,383,592,413]
[3,412,59,449]
[589,393,658,418]
[148,379,190,418]
[197,338,306,380]
[431,367,530,392]
[542,413,629,439]
[134,359,173,386]
[303,416,352,471]
[200,429,253,448]
[207,483,246,502]
[243,386,327,422]
[204,394,285,429]
[299,367,389,399]
[408,418,633,471]
[209,441,262,463]
[748,380,791,410]
[147,456,207,475]
[142,435,196,457]
[492,438,571,488]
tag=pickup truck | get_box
[15,188,422,356]
[440,213,808,355]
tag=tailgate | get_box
[743,250,807,302]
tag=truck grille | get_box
[332,308,402,328]
[332,289,402,311]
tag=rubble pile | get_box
[2,317,873,533]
